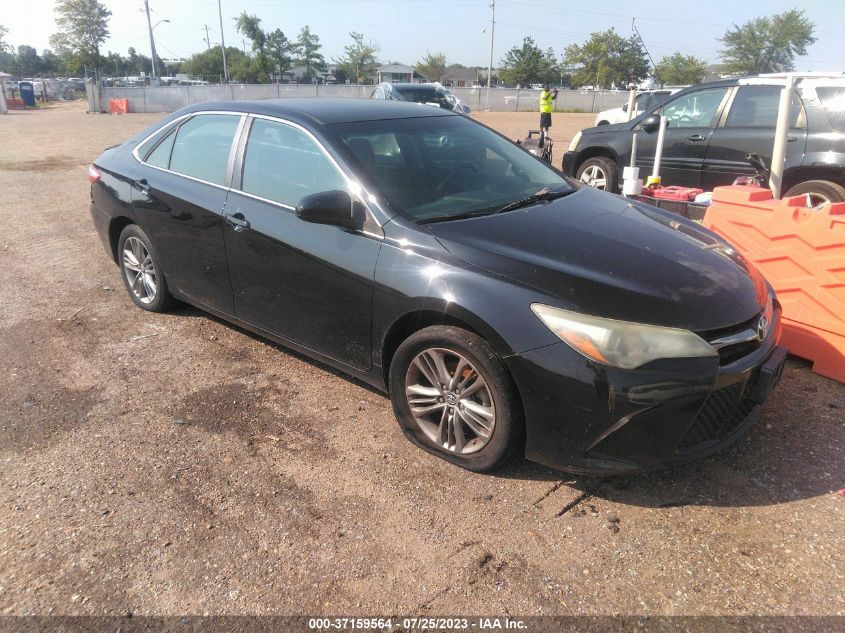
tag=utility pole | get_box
[203,25,211,51]
[218,0,229,83]
[486,0,495,110]
[142,0,159,81]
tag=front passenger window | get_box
[659,87,729,128]
[241,118,347,207]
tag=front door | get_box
[224,117,382,370]
[635,86,731,188]
[132,113,243,314]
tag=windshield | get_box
[329,116,573,222]
[394,86,455,109]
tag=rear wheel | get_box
[388,326,522,472]
[784,180,845,209]
[118,224,174,312]
[576,156,618,192]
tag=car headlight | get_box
[531,304,717,370]
[568,131,582,152]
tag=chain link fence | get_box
[87,82,629,115]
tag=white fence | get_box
[87,82,629,115]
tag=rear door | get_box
[132,112,244,314]
[702,85,808,190]
[634,86,731,187]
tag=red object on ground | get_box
[109,98,129,114]
[704,186,845,383]
[649,186,705,201]
[5,98,25,109]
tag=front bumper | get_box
[561,151,578,176]
[506,316,787,475]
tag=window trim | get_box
[131,109,384,235]
[231,113,384,236]
[131,110,247,192]
[717,84,807,129]
[657,86,733,129]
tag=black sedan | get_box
[88,99,786,474]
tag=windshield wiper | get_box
[417,209,497,224]
[494,187,573,214]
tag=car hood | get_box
[582,120,632,134]
[424,187,767,332]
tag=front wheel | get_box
[388,326,523,472]
[576,156,618,192]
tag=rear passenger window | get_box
[169,114,241,186]
[146,129,176,168]
[241,118,347,207]
[816,86,845,130]
[726,86,803,128]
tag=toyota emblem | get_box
[757,315,769,341]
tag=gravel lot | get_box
[0,102,843,620]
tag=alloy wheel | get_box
[122,236,157,304]
[579,164,608,189]
[405,347,496,454]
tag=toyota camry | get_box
[88,99,786,474]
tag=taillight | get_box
[87,164,101,184]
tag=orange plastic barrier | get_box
[109,98,129,114]
[704,186,845,383]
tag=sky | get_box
[3,0,845,71]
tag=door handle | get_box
[787,136,797,142]
[224,212,250,231]
[134,178,151,192]
[686,134,706,142]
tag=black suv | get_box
[562,75,845,205]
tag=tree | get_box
[719,9,816,74]
[655,52,707,85]
[50,0,111,74]
[293,26,325,81]
[0,25,10,52]
[498,37,558,87]
[126,47,152,75]
[235,12,270,82]
[16,45,43,76]
[266,28,292,78]
[41,49,62,74]
[563,28,648,88]
[415,51,448,83]
[334,32,379,84]
[182,46,246,82]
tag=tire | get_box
[596,120,609,126]
[784,180,845,208]
[117,224,174,313]
[576,156,618,192]
[388,325,523,472]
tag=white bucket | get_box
[623,166,640,181]
[623,179,643,196]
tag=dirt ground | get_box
[0,102,843,621]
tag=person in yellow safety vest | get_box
[539,84,558,145]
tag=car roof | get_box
[380,83,440,89]
[179,98,457,125]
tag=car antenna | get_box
[632,18,659,86]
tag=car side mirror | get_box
[296,190,360,229]
[622,103,628,112]
[640,114,661,132]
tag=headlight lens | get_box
[531,304,717,370]
[568,131,582,152]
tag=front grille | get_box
[676,382,757,453]
[697,313,763,366]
